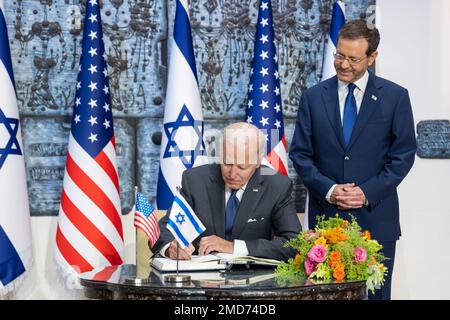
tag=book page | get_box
[213,253,280,265]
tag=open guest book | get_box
[150,253,281,272]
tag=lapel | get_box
[321,76,346,149]
[346,72,382,151]
[207,165,226,238]
[231,168,265,239]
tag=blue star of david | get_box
[0,107,22,169]
[175,212,186,225]
[163,105,205,169]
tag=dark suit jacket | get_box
[289,72,417,241]
[153,164,302,261]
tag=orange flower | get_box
[329,251,341,267]
[340,220,349,228]
[333,265,345,281]
[323,227,347,244]
[368,256,377,266]
[379,264,385,271]
[363,230,371,240]
[338,232,348,242]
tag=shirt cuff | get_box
[159,243,171,258]
[233,239,249,256]
[326,184,337,204]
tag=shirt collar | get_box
[337,70,369,93]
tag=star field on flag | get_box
[245,0,288,176]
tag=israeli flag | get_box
[322,1,345,80]
[156,0,206,210]
[166,194,205,249]
[0,0,33,296]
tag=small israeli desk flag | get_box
[166,194,205,249]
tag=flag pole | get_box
[164,240,190,283]
[134,186,138,270]
[176,241,179,276]
[123,186,150,285]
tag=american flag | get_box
[55,0,123,274]
[134,191,160,248]
[245,0,288,176]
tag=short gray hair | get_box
[222,122,267,164]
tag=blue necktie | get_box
[343,83,357,147]
[225,190,240,240]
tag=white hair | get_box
[220,122,267,164]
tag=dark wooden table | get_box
[80,264,367,300]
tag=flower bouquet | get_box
[275,215,388,293]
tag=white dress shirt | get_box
[326,71,369,203]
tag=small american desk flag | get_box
[134,192,160,248]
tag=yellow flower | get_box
[363,230,371,240]
[314,236,328,247]
[293,253,302,268]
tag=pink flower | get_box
[354,247,367,262]
[307,245,327,263]
[304,258,318,275]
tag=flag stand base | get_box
[122,276,150,286]
[164,274,191,283]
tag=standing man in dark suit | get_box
[153,122,302,261]
[289,20,416,300]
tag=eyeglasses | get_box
[333,52,367,66]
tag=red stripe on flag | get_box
[134,214,160,247]
[134,216,159,244]
[65,153,123,239]
[61,190,123,266]
[95,150,119,194]
[281,135,287,148]
[265,150,288,176]
[92,265,120,282]
[56,226,93,273]
[135,216,159,240]
[135,222,156,246]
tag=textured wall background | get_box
[4,0,374,216]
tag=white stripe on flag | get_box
[57,208,111,268]
[62,172,124,254]
[68,136,121,211]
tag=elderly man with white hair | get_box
[153,122,301,261]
